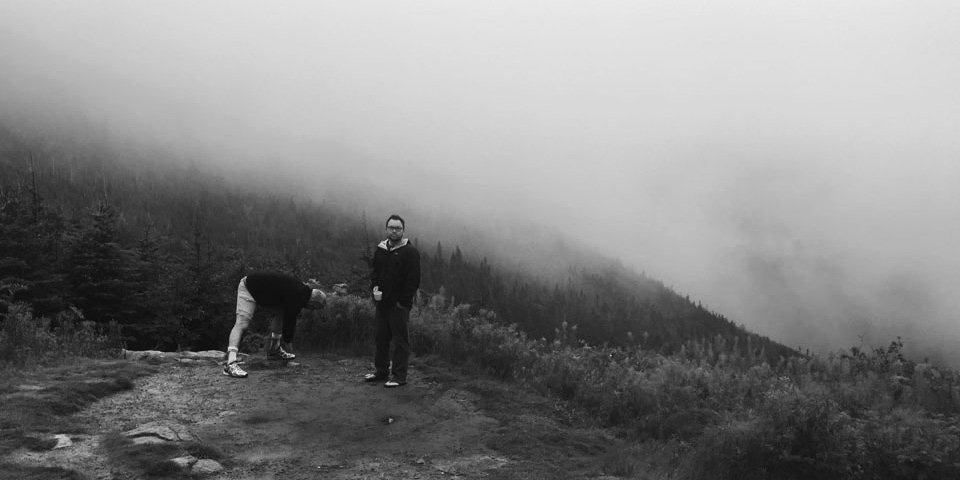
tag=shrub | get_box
[410,296,537,379]
[687,382,960,480]
[295,295,375,352]
[231,290,960,479]
[0,304,117,368]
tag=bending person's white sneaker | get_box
[223,361,248,378]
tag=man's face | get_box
[386,220,404,242]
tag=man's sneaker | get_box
[223,361,248,378]
[384,378,407,388]
[363,373,388,383]
[268,345,296,360]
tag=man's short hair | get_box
[385,214,405,228]
[309,288,326,306]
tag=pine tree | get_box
[0,177,70,317]
[66,201,136,326]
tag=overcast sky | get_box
[2,1,959,360]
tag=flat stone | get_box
[122,350,179,363]
[192,459,225,474]
[171,455,198,469]
[125,421,195,442]
[52,434,73,449]
[132,436,166,445]
[181,350,225,360]
[127,424,177,441]
[121,349,160,360]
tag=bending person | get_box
[223,271,328,378]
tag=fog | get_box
[3,1,959,360]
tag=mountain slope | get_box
[0,120,795,359]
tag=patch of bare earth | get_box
[7,353,641,479]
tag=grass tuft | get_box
[100,432,182,477]
[182,440,225,461]
[0,462,90,480]
[22,435,58,452]
[0,359,156,456]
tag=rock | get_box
[122,349,225,363]
[171,455,198,469]
[181,350,226,360]
[132,436,166,445]
[192,459,225,474]
[126,421,195,442]
[122,349,160,360]
[218,411,238,417]
[121,349,178,363]
[52,434,72,449]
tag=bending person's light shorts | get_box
[235,276,257,327]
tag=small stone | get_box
[125,422,195,442]
[52,434,72,449]
[171,455,198,469]
[192,459,225,474]
[218,411,238,417]
[132,436,166,445]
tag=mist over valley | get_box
[3,1,960,364]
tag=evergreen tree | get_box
[65,202,135,326]
[0,176,70,318]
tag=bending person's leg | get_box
[267,312,295,360]
[227,315,251,363]
[226,277,256,374]
[267,313,282,352]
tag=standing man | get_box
[364,214,421,388]
[222,271,329,378]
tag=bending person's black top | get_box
[244,271,312,343]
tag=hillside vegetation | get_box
[3,123,960,479]
[0,122,791,358]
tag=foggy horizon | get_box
[3,1,959,361]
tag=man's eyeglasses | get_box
[386,226,404,231]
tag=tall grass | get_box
[0,303,119,368]
[11,292,958,479]
[298,293,960,480]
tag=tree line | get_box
[0,123,796,360]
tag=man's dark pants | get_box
[374,304,411,382]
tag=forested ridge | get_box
[9,123,960,480]
[0,122,795,359]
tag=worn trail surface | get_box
[20,353,639,479]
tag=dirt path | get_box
[33,353,635,479]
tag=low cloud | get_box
[2,1,959,361]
